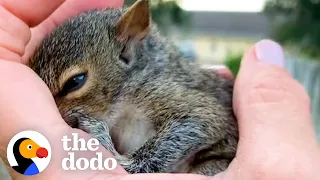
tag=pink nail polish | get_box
[255,39,285,67]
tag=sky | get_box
[178,0,267,12]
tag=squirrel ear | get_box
[116,0,150,42]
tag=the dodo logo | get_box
[7,130,51,176]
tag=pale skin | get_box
[0,0,319,179]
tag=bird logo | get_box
[7,130,51,176]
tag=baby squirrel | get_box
[29,0,238,176]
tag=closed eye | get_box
[59,72,87,96]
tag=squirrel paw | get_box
[68,112,135,172]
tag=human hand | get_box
[0,0,128,179]
[0,0,319,179]
[213,40,320,180]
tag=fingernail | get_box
[255,39,284,67]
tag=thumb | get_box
[234,39,317,149]
[224,40,320,179]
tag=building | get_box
[170,11,271,65]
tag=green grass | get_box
[224,53,243,77]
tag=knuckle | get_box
[248,66,310,108]
[0,30,25,56]
[0,6,31,54]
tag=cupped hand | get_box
[0,0,319,180]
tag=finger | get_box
[0,0,65,62]
[234,40,316,145]
[227,39,320,179]
[0,61,126,179]
[22,0,124,64]
[0,6,30,59]
[201,65,234,79]
[0,0,65,27]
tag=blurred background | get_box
[126,0,320,142]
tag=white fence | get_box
[284,54,320,142]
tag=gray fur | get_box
[28,4,238,176]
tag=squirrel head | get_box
[28,0,157,126]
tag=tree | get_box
[125,0,191,34]
[263,0,320,59]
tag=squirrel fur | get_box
[28,0,239,176]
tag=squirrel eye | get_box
[60,73,87,96]
[119,46,130,65]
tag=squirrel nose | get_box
[36,147,48,158]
